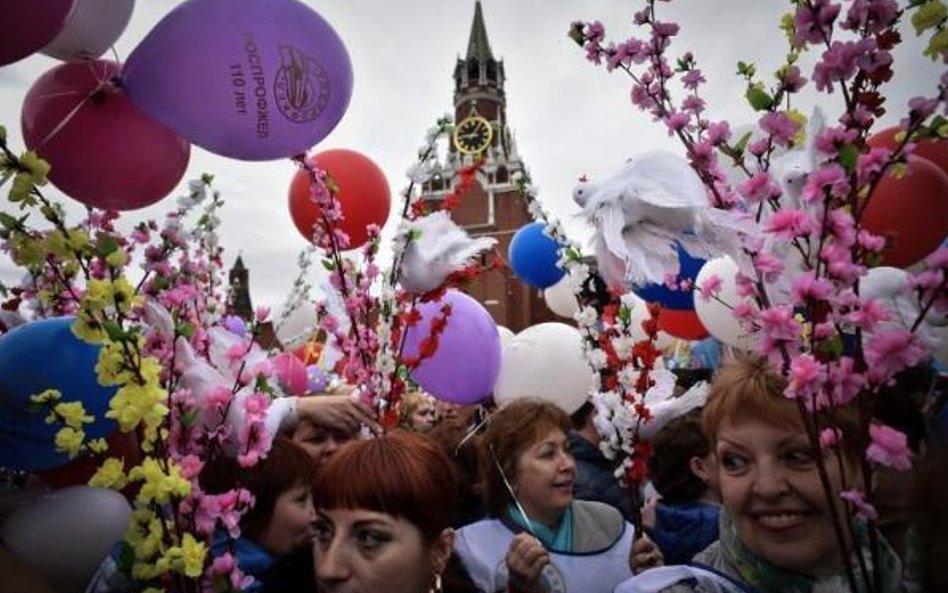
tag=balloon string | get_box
[33,87,101,151]
[488,443,539,540]
[454,411,489,456]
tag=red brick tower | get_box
[418,1,555,332]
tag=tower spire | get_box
[466,0,493,61]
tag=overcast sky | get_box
[0,0,940,311]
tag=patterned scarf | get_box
[716,512,902,593]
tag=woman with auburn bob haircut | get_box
[310,430,480,593]
[616,355,904,593]
[455,398,647,593]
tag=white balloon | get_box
[625,293,675,351]
[42,0,135,61]
[497,325,515,349]
[693,256,759,351]
[1,486,131,593]
[543,277,579,319]
[494,323,594,414]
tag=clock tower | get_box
[418,1,555,332]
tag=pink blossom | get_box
[867,423,912,471]
[814,126,859,156]
[682,69,706,90]
[706,121,730,146]
[813,39,875,92]
[759,112,799,147]
[225,342,247,366]
[739,172,782,204]
[856,147,893,186]
[652,21,679,37]
[753,252,784,283]
[243,392,270,420]
[765,208,815,239]
[793,0,841,47]
[758,305,801,358]
[682,94,705,115]
[254,307,271,322]
[924,245,948,269]
[698,274,723,301]
[786,354,827,402]
[778,65,808,93]
[857,229,887,254]
[842,0,898,34]
[829,357,866,406]
[864,328,929,382]
[586,21,605,43]
[748,138,771,158]
[820,427,842,450]
[845,298,892,331]
[802,164,849,203]
[212,552,236,575]
[791,272,834,304]
[178,454,204,480]
[840,489,879,520]
[665,111,691,135]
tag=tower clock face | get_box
[453,115,493,154]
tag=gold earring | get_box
[429,572,443,593]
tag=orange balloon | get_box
[868,126,948,175]
[288,149,391,249]
[862,155,948,268]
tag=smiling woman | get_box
[455,399,640,593]
[616,356,904,593]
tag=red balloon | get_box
[658,307,709,341]
[0,0,75,66]
[868,126,948,176]
[21,60,191,211]
[289,149,391,249]
[862,155,948,268]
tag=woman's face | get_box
[715,417,852,575]
[291,420,356,466]
[512,427,575,527]
[409,399,437,433]
[257,483,317,556]
[314,508,452,593]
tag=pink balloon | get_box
[271,352,309,396]
[122,0,353,161]
[0,0,75,66]
[21,59,190,211]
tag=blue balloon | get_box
[633,242,707,311]
[508,222,565,289]
[0,317,118,471]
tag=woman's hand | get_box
[505,533,550,593]
[630,533,664,574]
[296,393,380,435]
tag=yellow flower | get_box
[926,27,948,60]
[87,437,109,454]
[30,389,61,404]
[105,249,129,268]
[96,341,135,386]
[72,312,106,344]
[128,458,190,505]
[54,426,84,458]
[786,109,807,147]
[82,279,113,313]
[168,533,207,578]
[106,381,168,432]
[110,277,143,312]
[53,401,94,430]
[44,230,73,259]
[10,234,44,267]
[89,458,128,490]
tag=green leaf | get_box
[733,131,753,156]
[180,408,199,428]
[95,233,119,257]
[0,212,19,230]
[838,144,860,172]
[745,85,773,111]
[0,125,6,143]
[912,1,947,35]
[321,259,336,271]
[176,322,195,339]
[103,320,125,342]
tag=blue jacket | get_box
[651,501,720,565]
[211,531,276,592]
[568,432,634,520]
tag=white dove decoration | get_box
[631,369,709,440]
[768,107,826,213]
[399,210,497,294]
[575,151,749,287]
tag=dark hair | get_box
[479,399,571,517]
[312,431,458,542]
[648,411,709,503]
[569,401,596,431]
[200,438,316,541]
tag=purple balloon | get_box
[122,0,353,161]
[306,364,329,393]
[402,290,501,405]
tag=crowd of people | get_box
[3,351,948,593]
